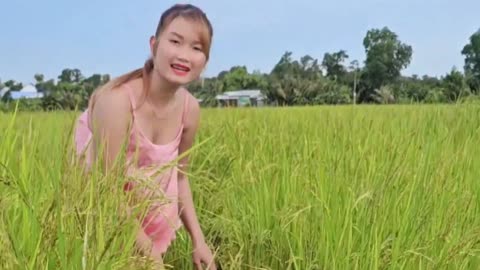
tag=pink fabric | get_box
[74,83,188,254]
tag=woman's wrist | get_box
[191,232,206,246]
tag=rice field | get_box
[1,104,480,269]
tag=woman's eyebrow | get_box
[170,32,184,39]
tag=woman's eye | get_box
[170,39,180,44]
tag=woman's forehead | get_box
[165,17,207,38]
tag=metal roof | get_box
[11,91,44,99]
[2,84,44,100]
[215,89,265,100]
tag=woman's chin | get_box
[164,72,195,86]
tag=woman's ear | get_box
[149,36,157,56]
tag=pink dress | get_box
[74,82,188,254]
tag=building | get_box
[215,89,266,107]
[1,84,44,100]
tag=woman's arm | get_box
[177,95,217,269]
[90,88,131,172]
[177,97,205,245]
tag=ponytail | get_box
[88,57,154,113]
[112,57,153,91]
[141,58,154,101]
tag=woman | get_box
[74,3,217,269]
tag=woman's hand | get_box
[192,241,217,270]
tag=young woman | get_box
[74,3,217,269]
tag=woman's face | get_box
[150,16,208,86]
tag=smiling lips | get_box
[171,63,190,76]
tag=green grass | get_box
[1,104,480,269]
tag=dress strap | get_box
[123,83,137,113]
[181,89,190,124]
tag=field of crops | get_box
[1,104,480,269]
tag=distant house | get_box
[215,89,266,107]
[9,84,44,100]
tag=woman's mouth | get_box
[171,64,190,76]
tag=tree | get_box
[82,74,110,95]
[32,73,57,94]
[461,29,480,93]
[4,80,23,91]
[391,77,430,103]
[372,85,395,104]
[271,52,322,81]
[34,74,44,84]
[267,52,326,105]
[299,55,322,80]
[0,79,6,102]
[322,50,349,80]
[266,51,353,105]
[220,66,268,92]
[1,80,23,102]
[442,68,469,102]
[271,51,294,77]
[361,27,413,102]
[58,68,83,83]
[34,73,45,91]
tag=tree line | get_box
[1,26,479,112]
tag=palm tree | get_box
[372,85,395,104]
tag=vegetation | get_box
[2,27,480,111]
[2,104,480,269]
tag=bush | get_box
[0,98,44,112]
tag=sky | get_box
[1,0,479,85]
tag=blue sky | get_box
[1,0,479,84]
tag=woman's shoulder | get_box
[88,81,135,127]
[93,86,130,112]
[180,87,200,129]
[181,87,199,112]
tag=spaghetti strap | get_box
[181,89,190,124]
[123,83,137,112]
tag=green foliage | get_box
[2,27,480,111]
[322,50,349,80]
[0,98,43,112]
[58,68,84,83]
[442,68,471,102]
[266,52,333,105]
[1,80,24,102]
[4,80,23,91]
[361,27,413,102]
[3,105,480,269]
[462,29,480,93]
[219,66,268,92]
[1,69,110,112]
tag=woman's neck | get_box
[147,72,180,105]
